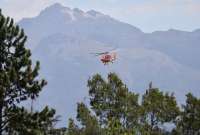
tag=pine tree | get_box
[140,85,180,134]
[88,73,139,133]
[67,73,200,135]
[66,103,102,135]
[76,102,101,135]
[0,9,55,134]
[7,106,57,135]
[176,93,200,135]
[67,119,81,135]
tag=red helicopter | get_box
[91,49,117,65]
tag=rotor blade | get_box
[90,52,109,56]
[90,53,101,56]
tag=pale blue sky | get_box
[1,0,200,32]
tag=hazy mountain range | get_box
[18,3,200,126]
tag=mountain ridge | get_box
[19,3,200,33]
[18,3,200,126]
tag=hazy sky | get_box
[1,0,200,32]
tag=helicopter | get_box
[91,49,117,65]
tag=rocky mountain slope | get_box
[19,3,200,126]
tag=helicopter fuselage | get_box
[100,52,116,65]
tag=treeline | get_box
[64,73,200,135]
[0,9,200,135]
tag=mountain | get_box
[19,3,200,126]
[143,29,200,69]
[19,3,143,50]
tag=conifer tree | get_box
[66,103,102,135]
[7,106,57,135]
[140,85,180,134]
[67,119,81,135]
[67,73,200,135]
[0,9,56,134]
[88,73,139,133]
[176,93,200,135]
[76,102,101,135]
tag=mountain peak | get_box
[73,8,84,13]
[37,3,78,21]
[44,3,70,12]
[87,10,104,17]
[36,3,112,22]
[49,3,64,9]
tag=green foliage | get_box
[106,118,123,135]
[65,73,200,135]
[66,103,102,135]
[1,7,199,135]
[67,119,81,135]
[140,87,180,134]
[0,9,46,103]
[76,102,101,135]
[88,73,139,133]
[0,9,57,134]
[67,73,182,135]
[66,73,139,135]
[175,93,200,135]
[48,127,67,135]
[6,106,57,135]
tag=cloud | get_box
[102,0,200,32]
[1,0,200,21]
[0,0,199,32]
[1,0,57,21]
[184,1,200,15]
[130,0,200,15]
